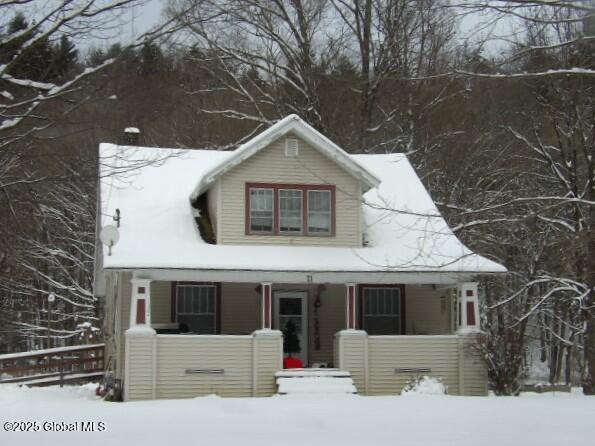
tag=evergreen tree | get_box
[50,35,78,80]
[138,41,164,77]
[1,13,54,82]
[282,320,301,357]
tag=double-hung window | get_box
[246,183,334,236]
[362,287,403,335]
[176,284,217,334]
[279,189,303,233]
[307,190,331,235]
[249,188,274,233]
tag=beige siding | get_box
[254,333,284,396]
[405,285,453,334]
[124,331,282,400]
[103,272,117,377]
[221,283,260,334]
[116,280,455,386]
[335,332,488,396]
[116,272,132,381]
[125,333,155,401]
[461,337,489,396]
[220,283,345,366]
[335,332,367,392]
[150,281,171,324]
[156,335,253,398]
[367,336,460,395]
[216,134,362,247]
[309,284,344,365]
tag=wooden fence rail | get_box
[0,344,104,386]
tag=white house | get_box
[96,115,506,400]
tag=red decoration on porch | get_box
[283,357,303,369]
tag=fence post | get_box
[59,352,64,388]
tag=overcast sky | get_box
[125,0,164,43]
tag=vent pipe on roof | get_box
[123,127,141,145]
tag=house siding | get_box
[116,278,487,398]
[116,272,132,381]
[367,336,461,395]
[405,285,453,334]
[216,133,362,247]
[150,281,172,324]
[124,331,283,400]
[334,332,488,396]
[114,281,453,377]
[220,283,260,334]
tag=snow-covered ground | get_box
[0,384,593,446]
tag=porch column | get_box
[130,278,152,327]
[457,282,480,331]
[261,282,272,330]
[345,283,357,329]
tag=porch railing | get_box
[334,331,487,396]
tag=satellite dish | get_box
[100,225,120,256]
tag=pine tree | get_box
[138,41,164,77]
[50,35,78,80]
[282,320,301,357]
[1,13,54,82]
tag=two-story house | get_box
[96,115,506,401]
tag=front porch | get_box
[121,276,485,400]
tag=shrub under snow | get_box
[401,376,447,396]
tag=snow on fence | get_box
[334,331,487,396]
[0,344,105,385]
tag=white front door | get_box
[274,291,308,365]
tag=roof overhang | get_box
[190,115,381,200]
[106,267,501,285]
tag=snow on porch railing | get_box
[0,344,104,386]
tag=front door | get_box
[274,291,308,365]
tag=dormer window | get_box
[307,190,331,234]
[246,183,334,236]
[249,188,274,233]
[279,189,303,233]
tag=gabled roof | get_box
[98,143,507,277]
[190,114,381,200]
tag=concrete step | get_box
[275,368,351,379]
[275,368,356,395]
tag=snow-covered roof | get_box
[190,114,381,199]
[98,142,506,277]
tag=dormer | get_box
[191,115,380,247]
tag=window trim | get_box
[248,187,275,234]
[245,183,335,237]
[170,282,221,334]
[358,284,406,335]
